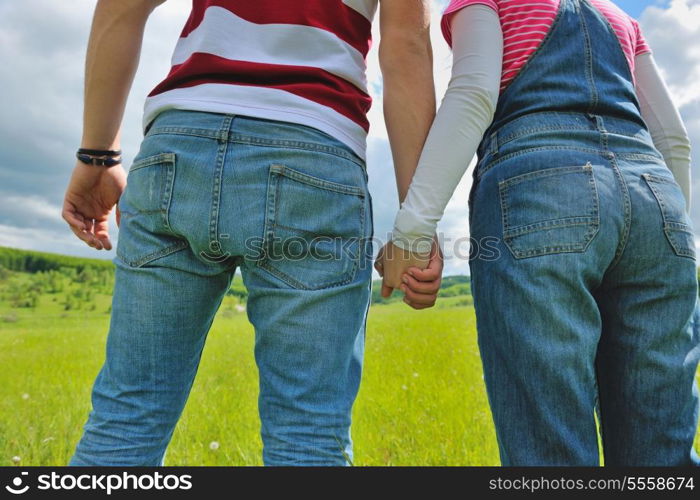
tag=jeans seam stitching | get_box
[232,137,363,167]
[147,128,364,168]
[607,156,633,270]
[643,174,697,259]
[477,146,604,180]
[117,240,188,268]
[270,164,365,197]
[162,157,176,233]
[256,167,365,290]
[499,162,600,259]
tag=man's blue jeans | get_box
[70,110,374,466]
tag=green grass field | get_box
[0,247,698,466]
[0,288,498,466]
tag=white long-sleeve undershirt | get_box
[635,53,692,208]
[392,5,692,252]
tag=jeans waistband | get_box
[145,110,364,167]
[481,111,655,155]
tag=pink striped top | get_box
[442,0,652,93]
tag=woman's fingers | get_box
[374,259,384,277]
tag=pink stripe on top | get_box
[442,0,652,93]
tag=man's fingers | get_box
[408,245,443,281]
[93,218,112,251]
[400,284,437,306]
[401,273,440,294]
[408,265,442,283]
[403,297,432,310]
[62,207,87,231]
[68,224,101,249]
[63,206,103,249]
[82,218,104,249]
[381,283,394,298]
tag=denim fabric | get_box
[469,0,700,465]
[70,110,374,466]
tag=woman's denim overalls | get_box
[468,0,700,465]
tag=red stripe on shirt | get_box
[181,0,372,57]
[148,52,372,131]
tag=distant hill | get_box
[0,246,114,274]
[371,274,471,304]
[0,246,472,304]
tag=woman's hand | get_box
[62,161,126,250]
[375,236,443,309]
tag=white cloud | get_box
[0,195,63,225]
[639,0,700,108]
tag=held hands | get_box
[62,161,126,250]
[375,236,444,310]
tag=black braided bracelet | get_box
[76,151,122,167]
[77,148,122,157]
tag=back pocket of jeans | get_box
[259,163,366,290]
[498,164,600,259]
[643,173,695,259]
[117,152,187,267]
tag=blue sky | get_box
[616,0,668,16]
[0,0,697,276]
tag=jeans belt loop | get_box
[489,131,499,156]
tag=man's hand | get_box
[61,0,160,249]
[375,237,444,309]
[62,162,126,250]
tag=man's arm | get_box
[378,0,435,203]
[375,0,442,307]
[62,0,165,250]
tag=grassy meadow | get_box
[0,246,698,466]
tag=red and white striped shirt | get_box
[144,0,378,159]
[442,0,651,93]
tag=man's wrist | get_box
[76,148,122,167]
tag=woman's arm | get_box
[635,52,692,211]
[390,5,503,252]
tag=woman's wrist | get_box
[392,208,437,255]
[390,231,434,255]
